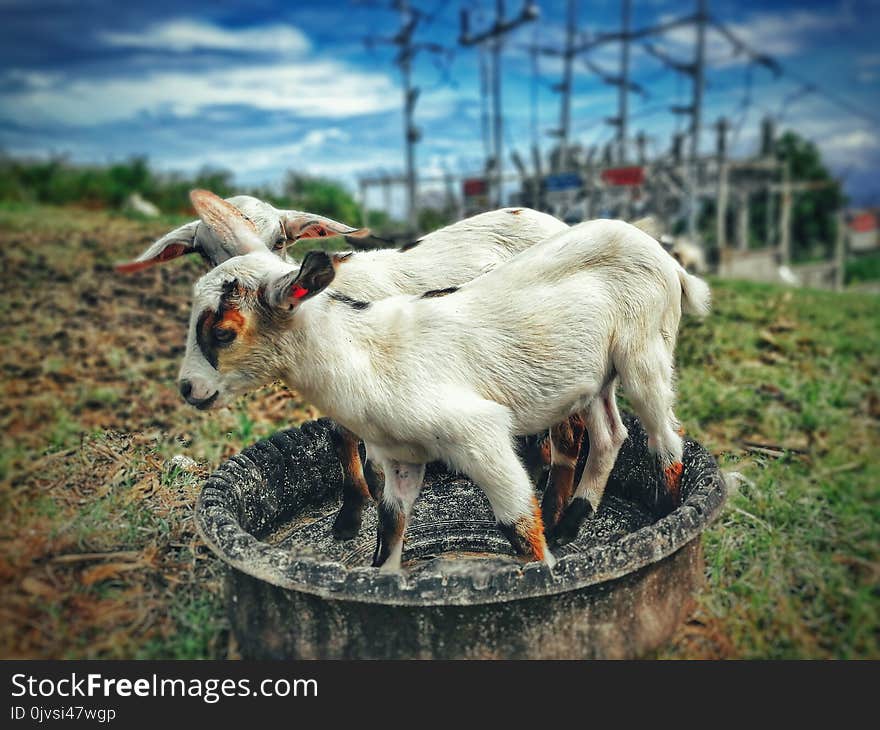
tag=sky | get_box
[1,0,878,207]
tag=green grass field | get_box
[1,203,877,659]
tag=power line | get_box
[459,1,540,206]
[365,0,451,230]
[708,15,880,127]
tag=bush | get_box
[0,156,388,227]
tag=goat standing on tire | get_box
[118,191,569,540]
[173,191,710,571]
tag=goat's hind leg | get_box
[366,451,425,572]
[329,426,373,540]
[619,345,685,512]
[551,385,627,546]
[540,414,586,534]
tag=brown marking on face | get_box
[420,286,459,298]
[508,208,523,215]
[195,281,251,370]
[677,425,686,437]
[219,307,245,332]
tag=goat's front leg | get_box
[366,452,425,572]
[540,413,586,534]
[329,426,373,540]
[447,421,555,569]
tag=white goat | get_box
[176,192,710,571]
[120,192,569,540]
[115,194,371,273]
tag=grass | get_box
[846,251,880,285]
[1,202,877,659]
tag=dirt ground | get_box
[1,203,878,659]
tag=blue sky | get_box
[1,0,878,205]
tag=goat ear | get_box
[190,189,269,256]
[280,213,370,242]
[267,251,336,310]
[115,222,201,273]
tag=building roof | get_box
[850,212,877,233]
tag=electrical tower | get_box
[460,1,539,207]
[367,1,447,231]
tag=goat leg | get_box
[330,426,373,540]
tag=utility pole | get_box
[399,3,419,232]
[715,117,728,250]
[558,0,577,171]
[367,1,446,231]
[618,0,632,164]
[687,0,708,241]
[460,1,539,207]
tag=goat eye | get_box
[214,328,237,346]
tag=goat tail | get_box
[678,268,711,318]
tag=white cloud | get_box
[655,8,854,70]
[0,60,399,126]
[100,20,309,56]
[163,128,353,176]
[824,129,879,153]
[1,69,57,89]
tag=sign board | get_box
[601,166,645,186]
[463,178,488,197]
[543,172,582,192]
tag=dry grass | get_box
[0,203,316,658]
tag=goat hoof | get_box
[332,506,363,541]
[549,497,593,546]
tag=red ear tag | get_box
[291,285,309,300]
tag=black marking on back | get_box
[420,286,459,298]
[399,238,423,252]
[328,292,371,310]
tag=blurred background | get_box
[0,1,877,660]
[1,0,879,285]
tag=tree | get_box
[282,173,361,223]
[771,131,844,260]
